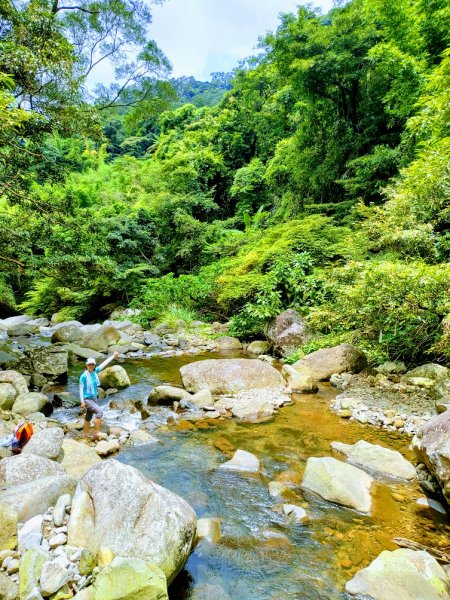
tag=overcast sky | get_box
[149,0,334,80]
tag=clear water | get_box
[53,352,449,600]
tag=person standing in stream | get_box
[79,351,120,439]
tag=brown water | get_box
[61,352,449,600]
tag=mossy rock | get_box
[93,557,168,600]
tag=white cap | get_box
[86,357,96,365]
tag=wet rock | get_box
[412,410,450,503]
[148,386,191,405]
[79,549,96,576]
[218,449,260,473]
[98,365,130,388]
[282,504,307,522]
[265,309,308,358]
[281,364,318,393]
[190,583,231,600]
[0,475,77,521]
[93,557,168,600]
[291,344,367,381]
[0,383,17,410]
[196,518,222,543]
[58,439,101,479]
[12,392,51,416]
[345,549,449,600]
[51,324,83,343]
[268,481,289,498]
[67,460,196,584]
[7,322,38,336]
[0,454,66,488]
[22,427,64,460]
[416,498,447,515]
[52,392,79,408]
[143,332,162,347]
[180,358,285,394]
[331,440,417,482]
[247,341,270,355]
[301,456,373,513]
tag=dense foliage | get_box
[1,0,449,364]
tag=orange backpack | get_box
[12,422,34,452]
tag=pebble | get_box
[49,533,68,548]
[6,559,19,574]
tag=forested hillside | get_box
[1,0,449,365]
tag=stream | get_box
[52,351,449,600]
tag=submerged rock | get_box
[180,358,285,394]
[218,449,260,473]
[67,460,196,584]
[345,549,449,600]
[301,456,373,513]
[291,344,367,381]
[331,440,416,482]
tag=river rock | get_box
[218,449,260,473]
[22,427,64,460]
[95,439,120,456]
[7,322,38,336]
[93,557,168,600]
[64,344,104,361]
[58,439,101,479]
[15,346,68,379]
[281,364,318,393]
[0,370,29,394]
[229,391,278,421]
[291,344,368,381]
[53,494,71,527]
[345,549,449,599]
[19,548,51,600]
[196,518,222,543]
[283,504,307,522]
[214,336,243,350]
[301,456,373,513]
[0,383,17,410]
[189,388,213,409]
[265,309,308,357]
[82,326,121,352]
[98,365,130,388]
[39,559,69,595]
[412,410,450,503]
[331,440,417,481]
[0,315,33,330]
[180,359,285,394]
[18,514,43,553]
[0,571,18,600]
[247,340,270,355]
[51,324,83,343]
[0,350,19,368]
[0,454,66,488]
[0,502,17,551]
[67,460,196,583]
[376,361,407,374]
[148,386,191,405]
[0,475,77,521]
[406,363,448,381]
[12,392,50,416]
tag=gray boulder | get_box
[281,364,318,393]
[265,309,308,357]
[12,392,50,416]
[345,549,449,600]
[218,449,260,473]
[58,439,101,479]
[291,344,367,381]
[0,454,66,488]
[19,548,51,600]
[148,386,191,405]
[412,410,450,504]
[214,336,242,350]
[0,571,18,600]
[51,324,83,343]
[0,475,76,520]
[93,557,168,600]
[406,363,448,381]
[247,340,270,355]
[0,315,33,330]
[331,440,417,481]
[0,383,17,410]
[180,359,285,394]
[67,460,196,584]
[0,370,29,394]
[189,388,213,409]
[22,428,64,460]
[82,326,121,352]
[98,365,130,388]
[7,322,38,336]
[64,344,104,361]
[301,456,374,513]
[14,346,68,379]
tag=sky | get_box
[149,0,334,81]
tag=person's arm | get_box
[79,377,85,409]
[96,351,120,372]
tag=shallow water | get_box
[58,352,449,599]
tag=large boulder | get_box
[406,363,448,381]
[412,411,450,503]
[67,460,196,584]
[291,344,367,381]
[98,365,130,388]
[0,475,77,520]
[0,454,66,488]
[281,364,318,393]
[0,315,33,331]
[331,440,417,482]
[14,346,68,379]
[11,392,51,416]
[7,322,38,336]
[345,549,449,600]
[0,501,17,551]
[0,382,17,410]
[0,370,29,395]
[265,309,308,357]
[246,340,270,355]
[22,427,64,460]
[82,326,121,352]
[58,439,101,479]
[148,386,191,405]
[93,557,168,600]
[51,324,83,343]
[301,456,374,513]
[180,359,285,394]
[214,336,242,351]
[64,344,104,361]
